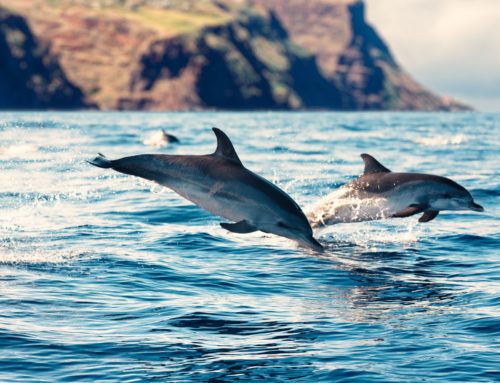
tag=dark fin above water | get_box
[87,153,113,169]
[392,204,426,218]
[419,210,439,222]
[212,127,242,165]
[360,153,391,174]
[162,130,180,143]
[220,220,258,234]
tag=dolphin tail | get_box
[87,153,113,169]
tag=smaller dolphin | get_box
[89,128,322,251]
[143,130,180,147]
[307,154,484,227]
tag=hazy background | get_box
[366,0,500,111]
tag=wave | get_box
[0,245,87,264]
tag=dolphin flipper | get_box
[392,204,426,218]
[220,220,258,233]
[419,210,439,222]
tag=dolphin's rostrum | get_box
[307,153,484,227]
[89,128,323,251]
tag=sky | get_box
[365,0,500,111]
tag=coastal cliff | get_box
[251,0,469,110]
[0,0,470,111]
[125,10,343,110]
[0,7,86,109]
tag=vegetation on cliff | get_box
[126,10,342,109]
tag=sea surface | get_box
[0,112,498,383]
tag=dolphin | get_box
[89,128,323,251]
[143,129,179,147]
[307,153,484,227]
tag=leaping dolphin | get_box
[307,153,484,228]
[89,128,323,251]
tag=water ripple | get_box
[0,112,498,382]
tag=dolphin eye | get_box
[443,193,452,198]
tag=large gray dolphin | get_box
[307,153,484,227]
[89,128,323,251]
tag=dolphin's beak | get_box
[469,202,484,212]
[299,235,324,252]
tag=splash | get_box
[306,187,392,227]
[307,187,422,250]
[319,220,422,253]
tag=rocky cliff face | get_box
[0,7,86,109]
[251,0,470,111]
[0,0,470,111]
[126,10,342,110]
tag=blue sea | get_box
[0,112,498,382]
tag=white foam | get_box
[305,186,394,227]
[414,134,467,147]
[0,144,39,158]
[318,219,422,251]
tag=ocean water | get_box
[0,112,498,383]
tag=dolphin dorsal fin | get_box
[360,153,391,174]
[212,127,242,165]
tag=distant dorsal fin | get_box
[212,127,242,165]
[360,153,391,174]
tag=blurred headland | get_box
[0,0,471,111]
